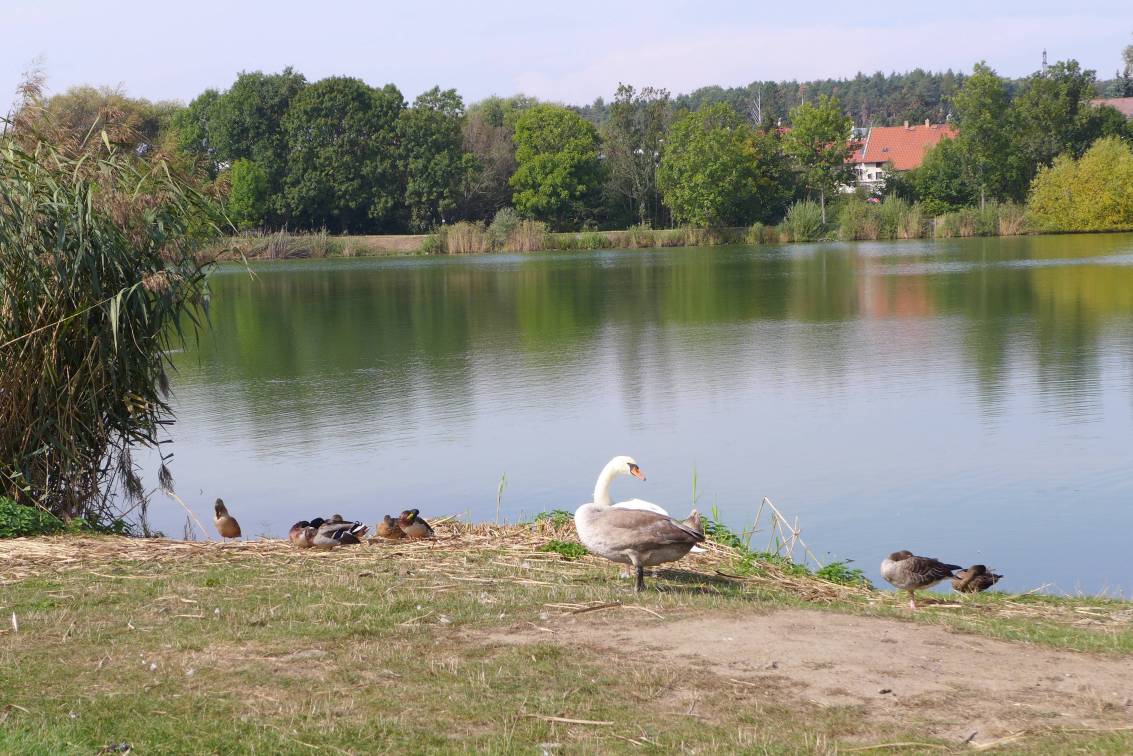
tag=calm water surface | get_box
[151,234,1133,595]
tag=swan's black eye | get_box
[628,464,638,473]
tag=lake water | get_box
[149,234,1133,595]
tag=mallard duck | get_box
[288,520,316,548]
[213,499,241,541]
[880,550,963,610]
[374,515,405,540]
[952,564,1002,593]
[398,509,434,539]
[575,457,704,592]
[309,517,368,548]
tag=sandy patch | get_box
[492,607,1133,745]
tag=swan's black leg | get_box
[634,565,645,592]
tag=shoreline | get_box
[204,225,1133,262]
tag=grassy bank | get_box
[203,201,1044,262]
[4,523,1133,753]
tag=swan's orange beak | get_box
[630,465,646,481]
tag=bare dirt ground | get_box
[493,607,1133,749]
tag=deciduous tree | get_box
[953,63,1019,206]
[281,77,405,233]
[783,95,853,223]
[603,83,670,227]
[510,104,604,230]
[457,96,536,220]
[398,87,477,232]
[657,103,792,227]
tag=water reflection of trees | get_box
[174,235,1133,445]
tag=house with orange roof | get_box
[849,120,958,191]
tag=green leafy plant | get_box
[537,540,588,560]
[780,200,826,242]
[533,509,574,528]
[0,497,65,538]
[816,561,873,588]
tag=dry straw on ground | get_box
[0,520,866,602]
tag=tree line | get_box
[14,40,1133,237]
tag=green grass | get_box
[2,535,1133,753]
[532,508,574,528]
[537,539,588,559]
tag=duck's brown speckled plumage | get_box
[880,550,963,609]
[952,564,1002,593]
[214,499,241,540]
[375,515,406,539]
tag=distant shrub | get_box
[838,199,880,241]
[898,201,925,239]
[443,221,492,254]
[503,219,548,252]
[577,231,605,250]
[1027,137,1133,232]
[781,200,825,242]
[839,196,926,241]
[879,197,924,238]
[488,207,521,248]
[246,229,336,259]
[419,233,443,254]
[997,202,1027,236]
[623,224,655,248]
[0,498,65,538]
[745,222,781,245]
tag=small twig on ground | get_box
[841,742,949,752]
[621,605,664,619]
[527,715,614,726]
[569,601,622,615]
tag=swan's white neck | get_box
[593,461,622,508]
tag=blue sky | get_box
[2,1,1130,110]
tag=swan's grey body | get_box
[880,550,963,609]
[575,456,704,591]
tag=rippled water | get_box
[147,233,1133,595]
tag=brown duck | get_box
[213,499,241,541]
[952,564,1003,593]
[398,509,434,539]
[374,515,406,540]
[288,521,316,548]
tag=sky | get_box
[2,1,1131,111]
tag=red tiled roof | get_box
[850,123,958,171]
[1090,97,1133,118]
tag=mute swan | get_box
[575,456,705,591]
[880,550,963,609]
[951,564,1002,593]
[601,460,705,554]
[310,517,368,547]
[213,499,241,540]
[398,509,435,539]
